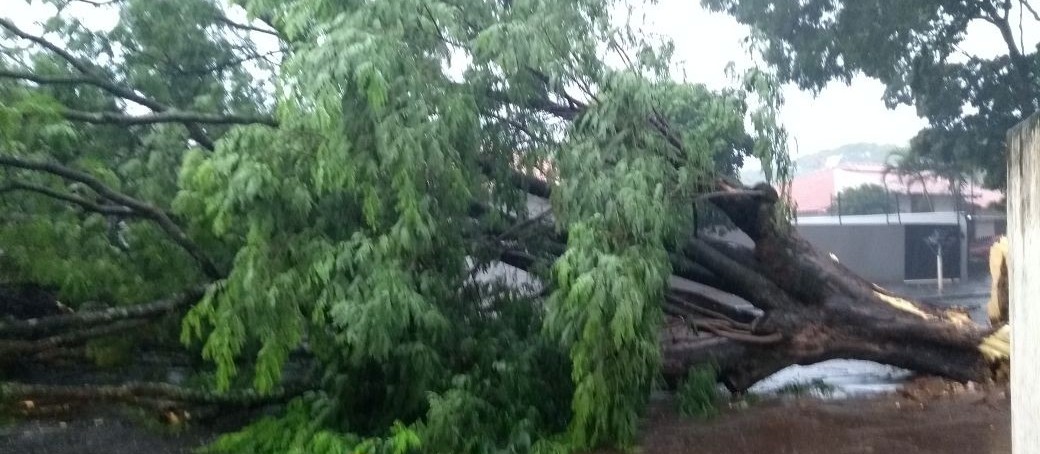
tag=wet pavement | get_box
[884,277,993,324]
[750,359,912,398]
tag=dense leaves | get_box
[1,0,788,451]
[829,184,897,216]
[704,0,1040,188]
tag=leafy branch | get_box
[62,108,277,127]
[0,155,221,278]
[0,18,278,149]
[0,285,206,338]
[0,179,134,216]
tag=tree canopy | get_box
[828,184,896,216]
[1,2,1011,452]
[704,0,1040,189]
[0,0,791,451]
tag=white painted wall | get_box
[1009,114,1040,453]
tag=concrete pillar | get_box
[1009,113,1040,453]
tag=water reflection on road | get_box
[751,282,992,398]
[750,359,913,398]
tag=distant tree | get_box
[704,0,1040,189]
[829,184,896,215]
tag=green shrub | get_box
[677,365,719,419]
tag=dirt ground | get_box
[0,406,254,454]
[0,386,1010,454]
[626,386,1010,454]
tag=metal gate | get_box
[904,225,962,280]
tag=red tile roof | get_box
[789,168,835,214]
[786,164,1004,214]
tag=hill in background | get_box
[740,143,901,183]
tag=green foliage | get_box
[85,336,136,368]
[704,0,1039,189]
[202,398,420,454]
[677,365,719,419]
[2,0,792,452]
[829,184,897,216]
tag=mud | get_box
[0,405,253,454]
[0,386,1010,454]
[627,387,1010,454]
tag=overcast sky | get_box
[7,0,1039,161]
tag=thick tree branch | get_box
[701,326,782,344]
[488,89,581,121]
[0,18,98,78]
[685,239,797,312]
[0,319,147,355]
[215,15,282,38]
[0,18,278,149]
[1023,0,1040,21]
[0,69,95,86]
[664,292,756,327]
[477,158,554,199]
[170,49,283,77]
[0,180,133,216]
[0,381,297,407]
[0,286,205,339]
[0,155,221,278]
[485,110,558,146]
[978,3,1037,110]
[62,108,277,126]
[0,69,277,128]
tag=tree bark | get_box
[0,381,296,407]
[492,178,1007,393]
[656,182,1006,392]
[0,286,205,338]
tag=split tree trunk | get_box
[492,179,1008,392]
[657,182,1006,392]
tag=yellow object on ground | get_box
[987,236,1009,326]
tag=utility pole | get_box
[936,242,943,294]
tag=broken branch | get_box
[0,286,205,338]
[0,155,221,278]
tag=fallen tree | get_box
[487,180,1008,393]
[0,0,1010,452]
[661,183,1006,391]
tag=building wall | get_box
[796,224,907,283]
[974,219,997,240]
[1008,113,1040,452]
[711,213,980,284]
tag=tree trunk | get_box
[656,182,1006,392]
[486,179,1007,393]
[0,381,296,407]
[0,182,1008,405]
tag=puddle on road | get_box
[749,359,913,398]
[749,295,991,399]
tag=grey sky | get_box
[7,0,1039,161]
